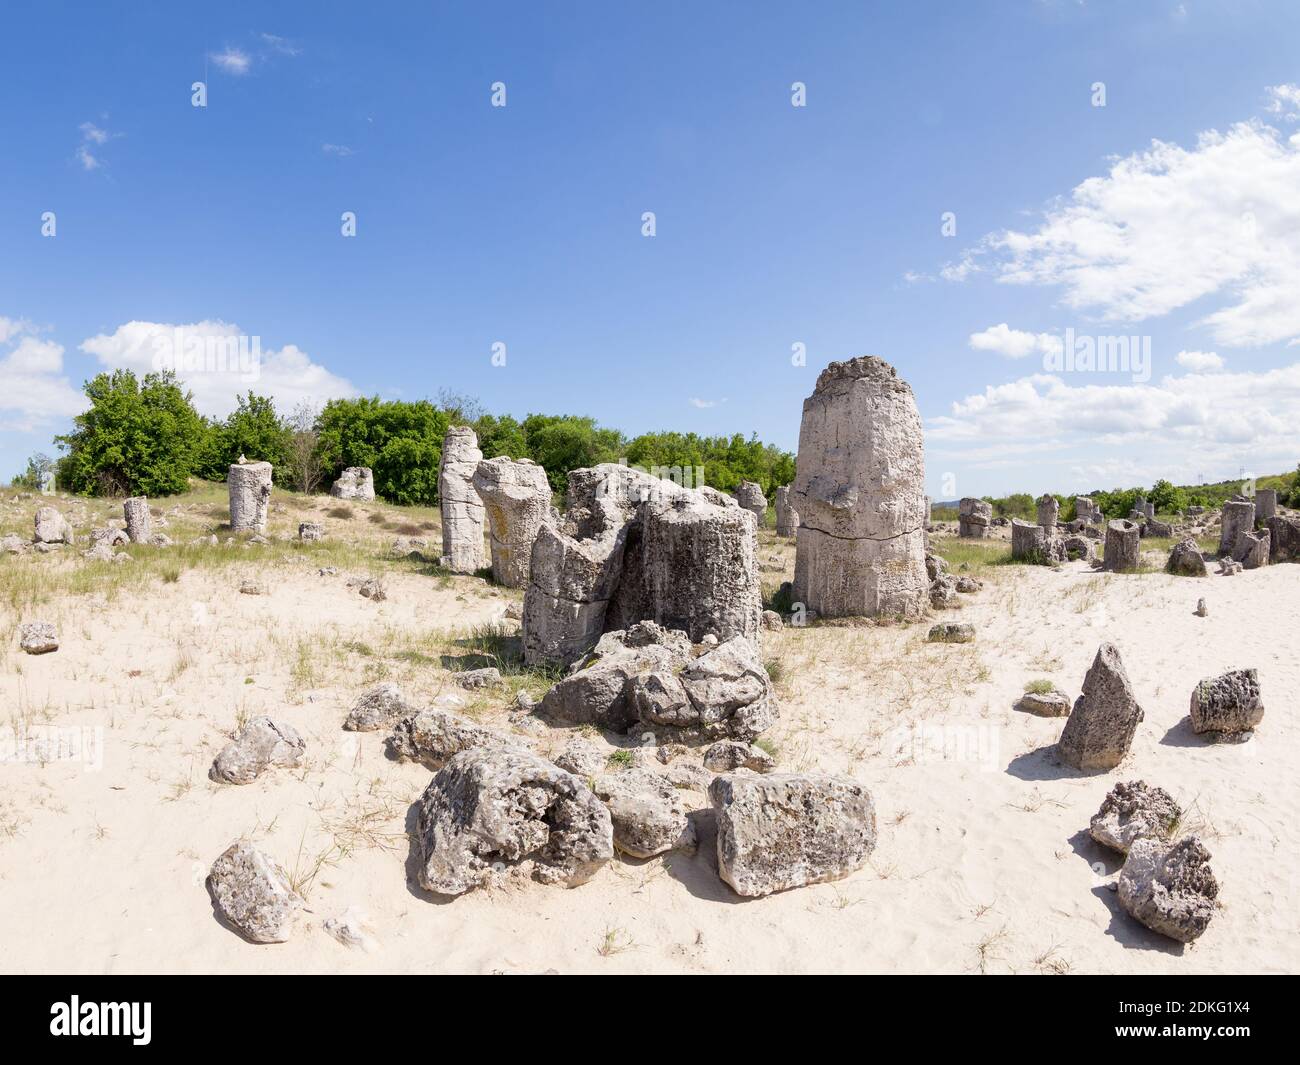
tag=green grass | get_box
[1024,678,1055,695]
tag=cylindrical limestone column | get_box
[472,457,553,588]
[438,426,486,573]
[1255,489,1277,523]
[1219,500,1255,556]
[228,461,273,534]
[774,486,800,538]
[123,497,152,543]
[792,356,928,619]
[1036,494,1059,528]
[1103,519,1141,572]
[1012,518,1049,561]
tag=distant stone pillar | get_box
[229,461,273,534]
[438,426,486,573]
[1103,519,1140,572]
[791,356,927,619]
[1075,496,1097,523]
[958,498,992,538]
[472,457,553,588]
[123,497,152,543]
[1255,489,1277,523]
[733,481,767,526]
[1219,500,1255,556]
[1036,494,1059,528]
[774,486,800,538]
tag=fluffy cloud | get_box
[689,397,727,408]
[1174,349,1224,372]
[969,323,1063,360]
[1265,83,1300,119]
[210,47,251,75]
[0,322,84,432]
[79,320,358,418]
[940,102,1300,348]
[75,120,118,171]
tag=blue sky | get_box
[3,0,1300,497]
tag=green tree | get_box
[56,370,207,496]
[195,392,292,481]
[315,396,453,504]
[521,414,624,493]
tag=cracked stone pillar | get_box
[1219,500,1255,556]
[123,497,152,543]
[791,356,927,619]
[438,426,486,573]
[473,456,553,588]
[228,461,273,534]
[775,486,799,538]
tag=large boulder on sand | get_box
[207,841,304,943]
[1117,836,1218,943]
[791,356,928,619]
[437,426,486,573]
[1089,780,1181,854]
[330,466,375,500]
[1189,669,1263,738]
[414,747,613,895]
[209,716,306,785]
[1056,643,1143,770]
[710,772,877,897]
[386,707,525,769]
[1165,538,1207,576]
[473,457,553,588]
[342,682,414,732]
[592,766,697,858]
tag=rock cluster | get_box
[34,506,73,544]
[791,357,928,619]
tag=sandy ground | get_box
[1,497,1296,974]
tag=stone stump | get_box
[1103,519,1141,572]
[438,426,486,573]
[958,497,992,538]
[774,486,799,538]
[1255,489,1277,522]
[228,461,273,534]
[123,497,152,544]
[1036,494,1059,527]
[1219,500,1255,556]
[791,356,928,619]
[472,456,553,589]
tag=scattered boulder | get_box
[34,505,73,544]
[209,716,306,785]
[1015,688,1070,717]
[553,735,610,778]
[330,467,375,501]
[298,522,323,542]
[1061,535,1096,563]
[1117,836,1218,943]
[1057,643,1143,770]
[414,747,613,895]
[207,842,304,943]
[228,459,273,534]
[386,707,523,769]
[1146,519,1174,538]
[346,575,386,601]
[791,357,928,619]
[437,426,487,573]
[19,621,58,655]
[702,740,775,773]
[928,574,960,609]
[925,553,948,581]
[955,575,983,592]
[1089,780,1181,854]
[2,533,27,554]
[455,666,502,690]
[1189,669,1263,738]
[1166,538,1207,577]
[710,772,876,897]
[390,536,429,560]
[592,766,697,858]
[343,682,414,732]
[472,457,553,588]
[927,622,974,644]
[239,579,268,596]
[1195,598,1208,618]
[760,609,783,631]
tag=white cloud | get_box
[689,397,727,409]
[79,122,109,145]
[322,144,354,157]
[968,323,1063,360]
[259,33,301,57]
[75,120,118,171]
[78,320,358,419]
[0,322,84,432]
[939,98,1300,349]
[210,47,252,75]
[1265,83,1300,120]
[1174,349,1224,372]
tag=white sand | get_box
[1,533,1295,974]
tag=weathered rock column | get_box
[1255,489,1277,522]
[123,497,152,544]
[734,481,767,527]
[1104,519,1140,572]
[473,457,553,589]
[228,460,273,534]
[1219,500,1255,556]
[958,497,992,538]
[1012,518,1052,562]
[1075,496,1098,523]
[1036,494,1059,528]
[438,426,486,573]
[791,356,928,619]
[774,486,799,538]
[330,467,375,500]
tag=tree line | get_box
[34,369,795,505]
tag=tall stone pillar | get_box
[229,460,273,534]
[438,426,486,573]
